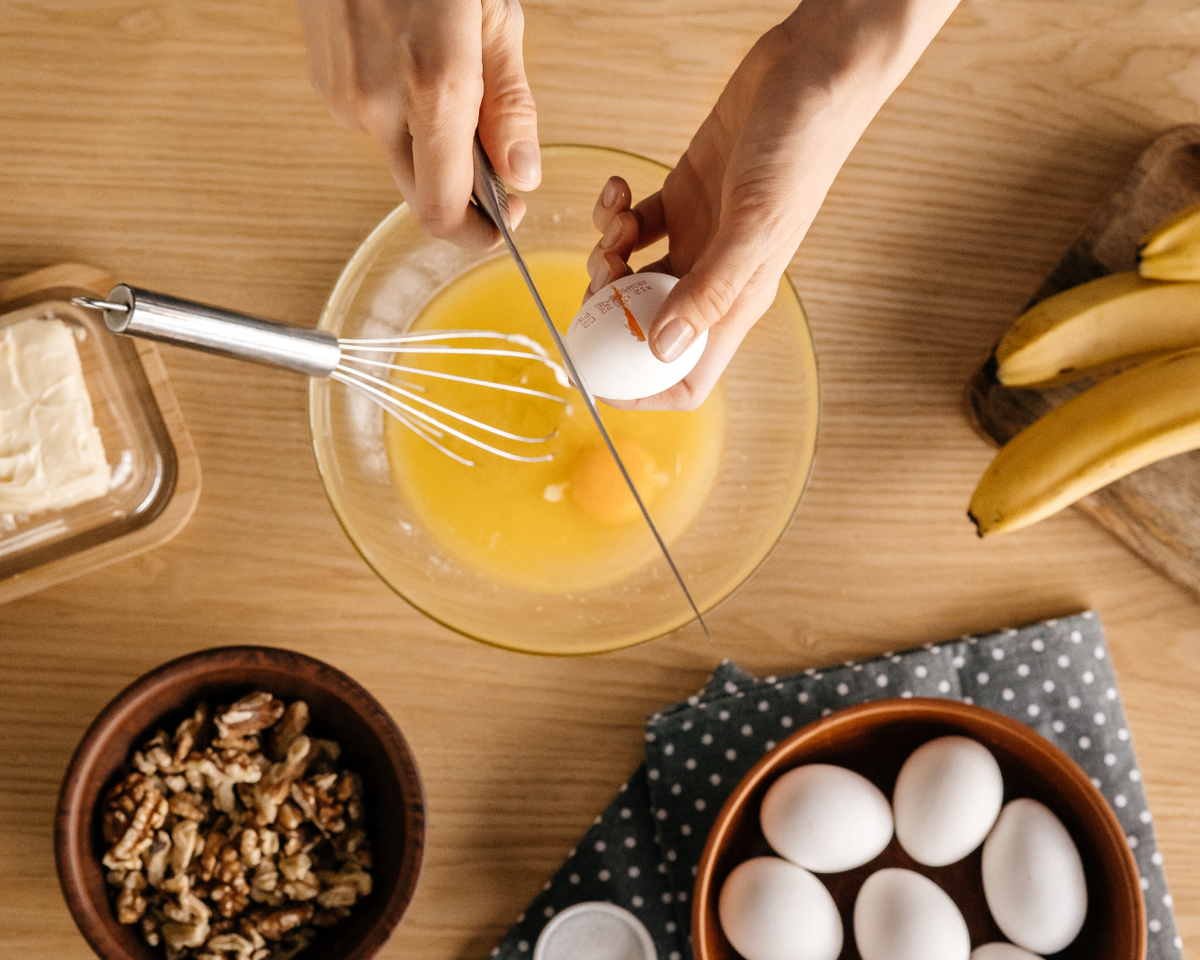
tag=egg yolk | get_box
[570,437,662,525]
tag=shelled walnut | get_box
[100,692,372,960]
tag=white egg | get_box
[718,856,843,960]
[969,943,1043,960]
[982,798,1088,954]
[760,764,893,872]
[564,272,707,400]
[892,735,1004,866]
[853,868,970,960]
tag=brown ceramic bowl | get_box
[693,698,1145,960]
[55,646,425,960]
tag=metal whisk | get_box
[73,285,570,466]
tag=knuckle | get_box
[407,70,482,122]
[341,82,374,122]
[694,274,739,321]
[726,181,794,237]
[765,19,801,58]
[486,82,537,124]
[414,201,461,238]
[485,0,525,37]
[657,382,704,412]
[506,0,526,31]
[586,246,607,277]
[405,38,477,95]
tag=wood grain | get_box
[1,1,1200,958]
[968,125,1200,600]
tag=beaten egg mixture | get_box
[383,252,726,593]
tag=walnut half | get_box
[100,691,371,960]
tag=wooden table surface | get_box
[2,1,1199,957]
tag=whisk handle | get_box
[98,285,341,378]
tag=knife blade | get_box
[470,136,710,639]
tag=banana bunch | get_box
[1139,200,1200,280]
[969,202,1200,536]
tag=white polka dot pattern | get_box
[491,612,1177,960]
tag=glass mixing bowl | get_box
[310,145,818,654]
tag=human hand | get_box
[587,0,960,410]
[298,0,540,248]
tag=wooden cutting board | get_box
[967,124,1200,600]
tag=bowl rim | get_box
[307,142,821,656]
[691,696,1146,960]
[53,644,426,960]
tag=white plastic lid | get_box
[533,902,658,960]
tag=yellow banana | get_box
[969,346,1200,537]
[1139,200,1200,281]
[992,271,1200,387]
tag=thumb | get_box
[478,0,541,191]
[649,223,762,363]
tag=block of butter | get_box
[0,317,111,516]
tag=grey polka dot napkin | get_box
[489,613,1179,960]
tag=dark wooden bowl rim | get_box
[692,698,1145,960]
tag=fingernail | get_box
[600,216,623,250]
[508,140,541,188]
[601,179,619,208]
[654,318,695,363]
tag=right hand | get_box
[297,0,541,248]
[583,0,963,411]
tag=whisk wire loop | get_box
[330,368,554,466]
[339,354,567,404]
[334,327,570,465]
[335,364,558,446]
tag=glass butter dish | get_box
[0,264,200,603]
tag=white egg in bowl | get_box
[759,764,893,873]
[693,698,1144,960]
[892,735,1004,867]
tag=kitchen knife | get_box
[470,136,710,639]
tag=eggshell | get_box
[718,856,843,960]
[853,868,970,960]
[981,798,1088,954]
[760,764,893,872]
[564,272,707,400]
[892,735,1004,866]
[969,944,1043,960]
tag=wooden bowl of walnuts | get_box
[55,646,425,960]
